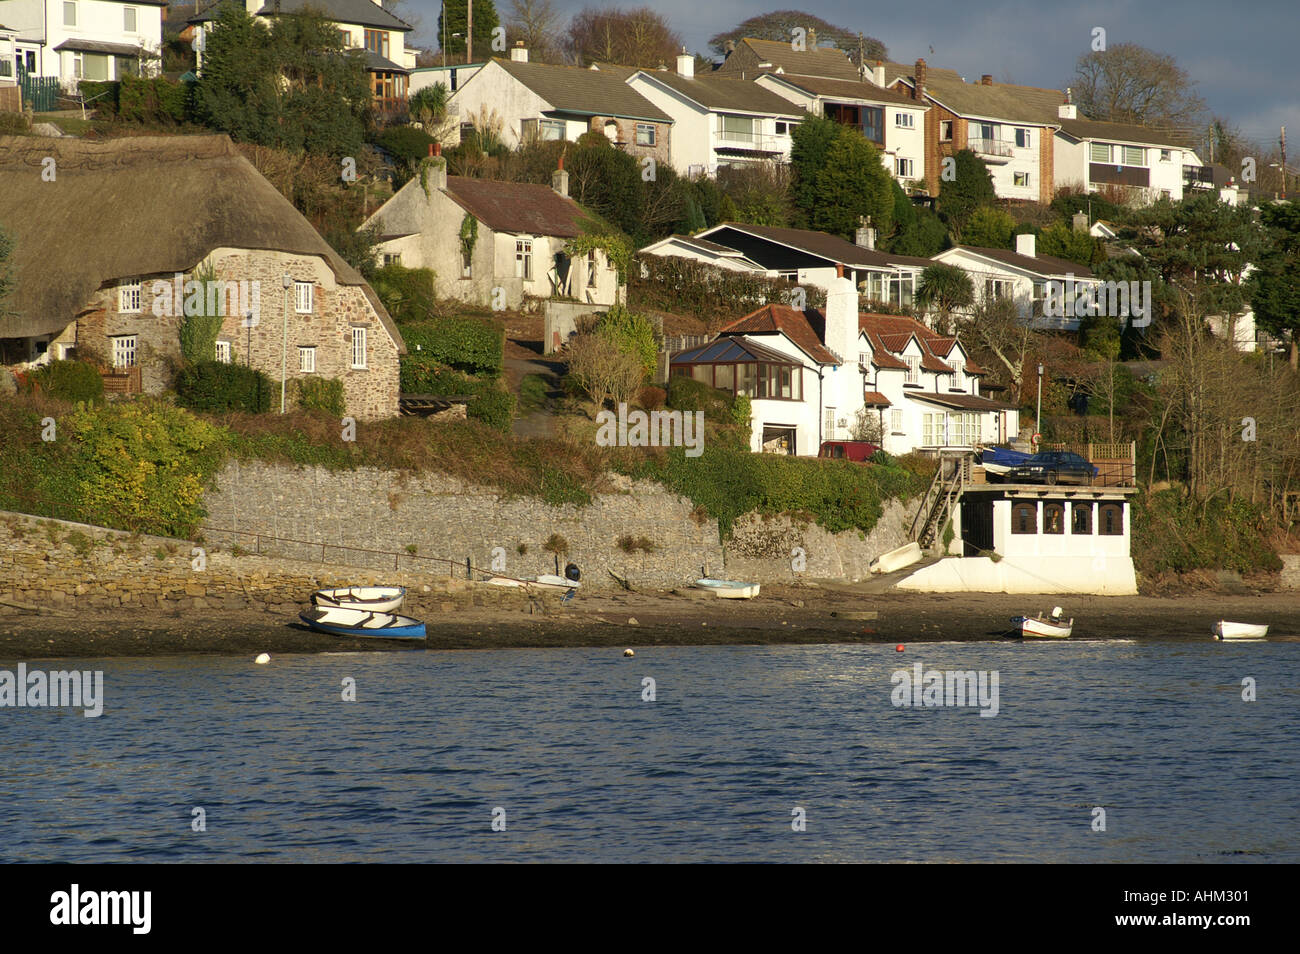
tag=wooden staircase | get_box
[909,454,971,549]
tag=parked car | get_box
[1007,451,1098,485]
[818,440,879,463]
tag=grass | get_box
[33,112,96,136]
[517,373,550,414]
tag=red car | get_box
[818,440,879,463]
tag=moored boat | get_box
[695,578,760,599]
[311,586,406,613]
[1213,621,1268,640]
[299,607,427,639]
[1014,607,1073,638]
[979,445,1034,476]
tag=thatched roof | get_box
[0,134,403,351]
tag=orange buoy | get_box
[895,644,905,652]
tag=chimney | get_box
[872,60,885,87]
[1072,211,1089,234]
[981,74,993,86]
[913,58,926,101]
[510,41,528,63]
[855,216,877,250]
[1016,232,1036,258]
[1059,102,1077,120]
[823,273,860,368]
[724,39,735,56]
[807,28,817,49]
[676,47,693,79]
[552,155,569,197]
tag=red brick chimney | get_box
[981,74,993,86]
[914,58,927,101]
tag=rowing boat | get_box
[1213,621,1268,640]
[695,578,760,599]
[311,586,406,613]
[299,607,426,639]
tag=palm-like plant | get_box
[917,263,975,334]
[408,82,449,132]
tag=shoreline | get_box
[2,586,1297,658]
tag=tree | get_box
[408,82,457,142]
[1071,43,1206,128]
[708,11,886,62]
[1036,221,1105,267]
[955,294,1042,401]
[790,118,892,239]
[937,150,995,242]
[565,7,682,68]
[1246,200,1300,368]
[718,162,792,227]
[438,0,500,62]
[886,181,948,256]
[962,206,1016,248]
[505,0,564,63]
[916,264,974,334]
[789,115,839,227]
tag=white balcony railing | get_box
[715,128,783,152]
[968,137,1015,158]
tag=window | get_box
[951,360,963,389]
[294,281,313,314]
[516,239,533,280]
[1043,502,1064,534]
[635,123,655,146]
[986,279,1014,301]
[383,252,402,267]
[215,341,232,364]
[1014,171,1031,188]
[1099,503,1124,535]
[1071,502,1093,534]
[923,412,938,446]
[890,408,903,433]
[775,121,788,135]
[720,115,756,141]
[896,157,914,178]
[350,328,367,369]
[1012,501,1038,534]
[939,120,953,142]
[1160,149,1172,162]
[461,247,472,279]
[63,2,76,27]
[118,280,141,313]
[540,119,565,140]
[1090,142,1111,163]
[1015,128,1031,148]
[824,407,836,440]
[860,105,884,144]
[364,30,390,59]
[904,355,920,385]
[896,112,915,128]
[111,335,136,368]
[1031,281,1047,307]
[1122,145,1143,166]
[299,346,316,373]
[587,249,599,288]
[124,6,136,31]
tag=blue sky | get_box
[403,0,1297,153]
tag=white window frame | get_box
[515,239,533,281]
[904,355,920,385]
[939,120,953,142]
[1160,148,1172,162]
[1122,145,1144,166]
[461,246,472,279]
[1015,127,1031,148]
[350,327,367,369]
[63,1,77,27]
[299,346,316,373]
[890,408,903,433]
[111,334,137,368]
[294,281,313,314]
[895,112,915,128]
[824,407,836,441]
[123,6,137,32]
[118,280,141,313]
[951,360,963,389]
[896,157,914,178]
[538,118,565,141]
[635,123,655,147]
[1014,171,1030,188]
[215,340,232,364]
[587,248,599,289]
[1089,142,1111,163]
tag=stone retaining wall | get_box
[1281,554,1300,591]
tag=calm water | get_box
[1,640,1296,862]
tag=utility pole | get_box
[467,0,472,63]
[1282,125,1288,200]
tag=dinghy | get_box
[695,578,760,600]
[1014,607,1073,638]
[311,586,406,613]
[299,607,426,640]
[1213,621,1268,640]
[979,445,1034,476]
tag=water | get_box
[1,640,1296,862]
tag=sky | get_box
[401,0,1298,157]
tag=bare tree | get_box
[565,6,682,68]
[1071,43,1206,130]
[505,0,564,63]
[566,332,644,407]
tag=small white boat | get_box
[485,574,579,592]
[299,607,426,639]
[311,586,405,613]
[1015,607,1073,638]
[1214,621,1268,640]
[695,578,760,600]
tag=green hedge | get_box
[295,377,346,416]
[78,80,120,115]
[371,263,436,325]
[1133,490,1282,576]
[27,360,104,404]
[175,361,274,413]
[399,355,514,431]
[119,75,189,124]
[630,254,828,326]
[400,316,503,376]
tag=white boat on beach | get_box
[311,586,406,613]
[695,578,760,599]
[1213,621,1268,640]
[1015,607,1073,638]
[485,573,580,592]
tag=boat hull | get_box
[299,607,426,639]
[695,579,760,599]
[1017,615,1073,638]
[1214,621,1268,640]
[311,586,406,613]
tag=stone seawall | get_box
[1281,554,1300,590]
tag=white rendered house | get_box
[1053,102,1201,204]
[1,0,163,88]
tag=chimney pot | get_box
[913,58,927,101]
[1016,232,1036,258]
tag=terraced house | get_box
[0,0,164,88]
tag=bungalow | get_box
[408,59,485,96]
[0,134,404,419]
[362,154,624,310]
[637,234,769,274]
[669,276,1017,457]
[445,50,672,163]
[624,53,805,176]
[1,0,164,89]
[932,234,1102,332]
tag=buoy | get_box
[623,648,634,657]
[895,644,905,652]
[255,653,271,665]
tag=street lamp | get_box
[280,273,292,414]
[1036,363,1044,439]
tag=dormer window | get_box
[904,355,920,385]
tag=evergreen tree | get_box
[1246,200,1300,367]
[937,150,996,242]
[439,0,501,61]
[808,128,893,240]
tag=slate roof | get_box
[952,245,1095,278]
[718,37,862,81]
[493,58,672,123]
[767,73,927,108]
[365,49,408,73]
[892,70,1065,126]
[909,391,1018,411]
[444,176,591,238]
[192,0,411,29]
[701,223,934,270]
[54,38,147,56]
[1057,117,1191,149]
[718,304,840,365]
[635,70,804,116]
[880,60,964,86]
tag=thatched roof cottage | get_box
[0,134,404,419]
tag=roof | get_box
[634,70,804,116]
[1057,117,1188,149]
[763,73,925,108]
[718,305,840,365]
[444,176,590,238]
[670,334,800,366]
[492,58,672,123]
[860,312,985,375]
[880,60,964,86]
[893,71,1064,126]
[701,223,934,270]
[214,0,412,30]
[908,391,1018,412]
[948,244,1095,278]
[861,391,892,406]
[364,49,409,74]
[54,38,147,56]
[0,134,403,350]
[718,37,862,81]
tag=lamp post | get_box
[280,273,291,414]
[1036,362,1044,438]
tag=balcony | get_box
[1184,164,1215,190]
[714,128,784,154]
[1090,163,1150,188]
[968,137,1014,162]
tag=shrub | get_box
[398,356,514,430]
[596,304,657,380]
[118,75,189,124]
[637,385,666,410]
[295,377,345,416]
[370,263,436,325]
[175,361,274,413]
[667,375,732,422]
[28,360,104,404]
[78,80,121,116]
[565,332,643,407]
[399,315,503,375]
[630,255,827,328]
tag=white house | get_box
[669,278,1017,457]
[1053,103,1201,204]
[408,59,484,96]
[933,234,1102,332]
[637,234,770,274]
[756,69,928,189]
[1,0,163,88]
[624,53,805,176]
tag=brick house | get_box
[0,134,404,419]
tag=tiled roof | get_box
[859,312,987,375]
[862,391,892,406]
[1057,117,1192,150]
[766,73,925,108]
[444,176,589,238]
[190,0,411,29]
[494,58,673,123]
[719,304,840,365]
[953,244,1095,278]
[893,71,1065,126]
[880,60,964,86]
[635,70,804,116]
[910,392,1018,411]
[720,38,861,81]
[365,50,409,74]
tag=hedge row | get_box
[629,254,829,326]
[399,316,504,376]
[400,355,514,431]
[25,360,104,404]
[175,362,275,413]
